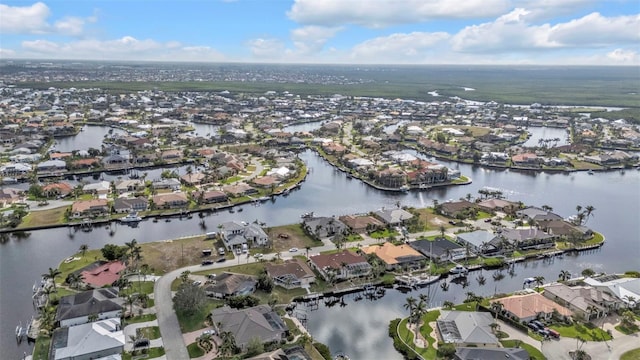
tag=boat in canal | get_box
[119,212,142,223]
[449,264,469,275]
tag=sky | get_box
[0,0,639,65]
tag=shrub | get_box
[313,342,332,360]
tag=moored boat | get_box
[120,212,142,223]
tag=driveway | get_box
[154,269,191,360]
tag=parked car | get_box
[531,320,545,329]
[193,280,202,286]
[217,257,226,263]
[537,328,550,337]
[201,260,214,266]
[289,247,298,252]
[528,322,543,331]
[202,329,216,336]
[546,328,560,338]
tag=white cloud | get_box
[451,10,640,53]
[19,36,225,62]
[514,0,596,21]
[53,17,86,36]
[287,0,511,27]
[606,48,639,63]
[350,32,450,62]
[291,26,342,54]
[0,2,51,34]
[247,38,286,59]
[0,48,17,57]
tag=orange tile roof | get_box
[362,242,425,265]
[491,292,572,320]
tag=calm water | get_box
[522,126,570,148]
[1,150,639,359]
[54,125,126,153]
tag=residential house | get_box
[490,292,572,323]
[539,220,593,240]
[112,197,148,213]
[180,172,206,186]
[302,216,348,239]
[516,207,563,223]
[152,178,181,191]
[374,168,407,188]
[101,154,129,168]
[251,175,280,188]
[210,305,288,350]
[373,208,414,226]
[222,183,259,197]
[436,310,500,347]
[338,214,385,234]
[410,238,467,262]
[42,182,73,198]
[203,272,258,299]
[264,259,316,289]
[456,230,501,256]
[511,153,540,167]
[362,242,426,270]
[193,189,228,204]
[0,188,23,207]
[55,288,123,327]
[438,200,476,218]
[114,179,145,194]
[0,162,32,177]
[454,347,530,360]
[71,199,110,219]
[500,228,556,251]
[51,318,124,360]
[476,199,520,213]
[80,261,127,288]
[219,221,269,252]
[70,158,101,170]
[543,283,619,321]
[36,159,67,173]
[161,149,182,161]
[308,250,372,281]
[152,192,188,209]
[583,276,640,308]
[83,181,111,197]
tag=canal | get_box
[1,149,639,359]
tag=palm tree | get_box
[124,294,136,317]
[413,298,428,327]
[79,244,88,257]
[442,301,455,310]
[584,205,595,224]
[219,331,237,357]
[585,305,599,321]
[559,270,571,282]
[534,276,545,287]
[66,272,84,290]
[88,313,99,322]
[489,322,500,334]
[623,295,637,309]
[403,296,417,324]
[198,332,215,353]
[43,267,62,291]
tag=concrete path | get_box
[123,320,164,352]
[154,269,191,360]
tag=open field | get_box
[266,224,321,252]
[18,207,67,228]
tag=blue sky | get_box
[0,0,638,65]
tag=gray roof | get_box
[373,208,414,224]
[410,238,463,257]
[501,228,554,242]
[56,288,122,322]
[52,318,124,359]
[455,347,530,360]
[456,230,499,248]
[211,305,288,348]
[437,310,499,345]
[204,272,257,297]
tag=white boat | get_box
[523,277,536,284]
[588,169,594,175]
[335,353,350,360]
[120,212,142,223]
[414,274,441,287]
[449,264,469,275]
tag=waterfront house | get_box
[436,310,500,347]
[539,220,593,240]
[543,283,618,321]
[36,159,67,173]
[204,272,258,299]
[251,175,280,188]
[101,154,129,169]
[362,242,426,270]
[180,172,206,186]
[152,178,181,191]
[338,214,385,234]
[454,347,530,360]
[0,162,32,177]
[70,157,101,170]
[302,216,348,239]
[373,208,414,226]
[264,258,316,289]
[219,221,269,252]
[0,188,23,207]
[438,200,477,218]
[410,238,466,262]
[583,276,640,308]
[500,228,556,250]
[476,198,520,213]
[114,179,145,194]
[113,197,148,213]
[152,192,188,209]
[71,199,109,219]
[80,260,126,288]
[55,288,123,327]
[456,230,501,256]
[511,153,540,167]
[516,207,563,223]
[42,182,73,198]
[51,318,124,360]
[193,189,228,204]
[490,292,572,323]
[374,168,407,188]
[308,249,371,281]
[82,181,111,197]
[222,182,259,197]
[210,305,288,350]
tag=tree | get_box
[124,294,136,316]
[403,296,417,324]
[584,205,595,224]
[197,333,215,353]
[88,313,99,322]
[28,184,44,200]
[534,276,545,287]
[66,272,84,290]
[78,244,88,257]
[436,343,456,359]
[559,270,571,281]
[219,331,238,357]
[581,268,596,278]
[257,269,274,292]
[246,337,264,357]
[101,244,127,261]
[180,270,191,283]
[173,283,207,316]
[621,310,636,328]
[623,295,637,309]
[43,267,61,291]
[443,301,455,310]
[489,322,500,334]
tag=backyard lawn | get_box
[501,339,547,360]
[549,323,612,341]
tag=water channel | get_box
[1,128,639,359]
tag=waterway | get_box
[1,152,639,359]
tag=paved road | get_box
[154,268,191,360]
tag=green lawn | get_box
[123,313,157,326]
[397,317,436,359]
[621,348,640,360]
[122,281,156,296]
[137,326,161,340]
[501,340,547,360]
[176,300,222,333]
[31,335,51,360]
[122,347,166,360]
[369,229,399,239]
[549,323,612,341]
[186,342,205,358]
[57,249,104,284]
[615,323,640,335]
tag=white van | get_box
[218,247,225,256]
[242,244,248,253]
